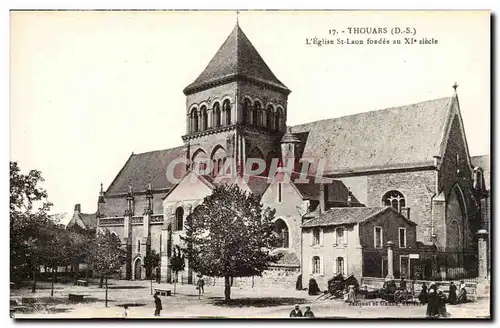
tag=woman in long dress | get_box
[347,285,356,304]
[448,282,457,305]
[426,283,439,318]
[419,283,428,305]
[437,288,449,317]
[457,281,467,304]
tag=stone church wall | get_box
[366,170,436,245]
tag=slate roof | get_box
[79,213,98,230]
[67,212,97,230]
[471,154,490,190]
[106,146,186,196]
[183,24,290,95]
[291,97,453,174]
[294,179,362,205]
[302,206,416,228]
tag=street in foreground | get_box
[10,279,490,319]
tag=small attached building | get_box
[301,206,417,290]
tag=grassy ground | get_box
[10,279,490,319]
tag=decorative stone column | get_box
[477,229,488,280]
[124,186,134,280]
[143,184,153,279]
[386,241,395,280]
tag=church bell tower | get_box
[181,23,291,176]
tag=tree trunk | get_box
[105,277,108,307]
[150,278,153,295]
[51,268,55,297]
[31,268,37,293]
[173,272,177,296]
[224,275,231,302]
[99,274,104,288]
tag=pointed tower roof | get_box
[184,24,290,95]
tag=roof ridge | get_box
[134,145,184,156]
[291,96,452,129]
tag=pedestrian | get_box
[400,277,407,291]
[418,282,428,305]
[457,281,467,304]
[122,305,129,318]
[426,283,439,318]
[153,292,162,316]
[437,288,449,317]
[308,277,320,295]
[448,282,457,305]
[303,306,315,318]
[347,285,357,304]
[197,275,205,294]
[289,304,303,317]
[156,268,161,284]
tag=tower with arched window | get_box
[182,23,291,176]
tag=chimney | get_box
[319,184,328,213]
[74,204,81,213]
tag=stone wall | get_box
[366,170,436,245]
[200,266,301,290]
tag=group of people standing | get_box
[289,304,315,318]
[419,281,468,318]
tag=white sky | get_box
[10,10,490,223]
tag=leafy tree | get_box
[143,248,160,294]
[88,229,126,307]
[39,222,72,297]
[182,185,282,302]
[10,161,53,292]
[170,245,185,296]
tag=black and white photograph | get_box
[9,9,491,319]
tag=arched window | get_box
[254,102,262,127]
[191,109,198,133]
[336,257,344,276]
[274,219,289,248]
[217,158,223,176]
[312,256,321,275]
[175,207,184,231]
[242,98,251,125]
[200,106,208,131]
[276,108,284,131]
[382,190,406,213]
[266,105,273,129]
[213,102,221,128]
[223,99,231,125]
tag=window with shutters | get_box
[336,227,345,245]
[312,228,321,246]
[336,257,344,276]
[374,226,383,248]
[312,256,321,275]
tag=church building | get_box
[94,23,489,286]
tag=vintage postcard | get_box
[10,10,490,319]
